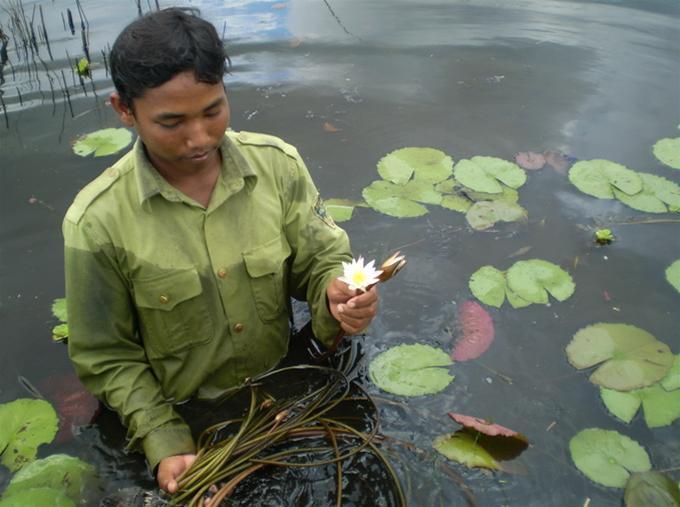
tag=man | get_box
[63,8,377,493]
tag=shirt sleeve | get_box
[282,155,353,346]
[63,216,196,471]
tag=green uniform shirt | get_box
[63,130,351,470]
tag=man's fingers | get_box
[167,480,178,494]
[338,303,377,319]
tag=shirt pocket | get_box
[243,234,288,322]
[132,267,214,357]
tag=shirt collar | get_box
[134,133,258,206]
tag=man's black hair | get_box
[110,7,229,108]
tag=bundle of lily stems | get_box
[172,253,407,507]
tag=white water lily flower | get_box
[340,256,383,292]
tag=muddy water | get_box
[1,0,679,505]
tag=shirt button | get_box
[234,323,245,333]
[159,295,169,304]
[217,268,227,278]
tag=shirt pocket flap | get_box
[243,236,283,278]
[133,268,203,311]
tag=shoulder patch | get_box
[64,160,129,224]
[230,130,300,160]
[313,193,337,229]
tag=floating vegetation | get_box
[666,259,680,294]
[369,344,454,396]
[72,128,133,157]
[566,323,674,391]
[624,471,680,507]
[173,365,405,506]
[595,228,614,245]
[324,198,365,223]
[362,179,441,217]
[465,200,527,231]
[450,300,495,361]
[600,383,680,428]
[653,137,680,170]
[377,147,453,185]
[468,259,574,309]
[569,429,651,488]
[75,57,90,78]
[453,156,527,194]
[0,399,58,471]
[514,151,546,170]
[51,298,68,342]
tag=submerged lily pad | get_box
[566,323,674,391]
[377,147,453,184]
[465,200,527,231]
[369,344,454,396]
[569,428,651,488]
[506,259,575,304]
[3,454,95,501]
[469,266,506,308]
[362,180,441,218]
[0,488,75,507]
[451,301,495,361]
[569,159,642,199]
[453,157,526,194]
[653,137,680,170]
[72,128,133,158]
[624,471,680,507]
[666,259,680,294]
[0,399,58,471]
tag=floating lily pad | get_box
[369,344,454,396]
[569,159,642,199]
[453,157,526,194]
[624,471,680,507]
[0,488,75,507]
[603,377,680,427]
[613,173,680,213]
[653,137,680,170]
[72,128,133,158]
[469,266,506,308]
[666,259,680,294]
[465,200,527,231]
[362,180,441,218]
[52,323,69,342]
[433,431,499,470]
[451,301,495,361]
[440,194,473,213]
[0,399,58,471]
[566,323,674,391]
[506,259,575,304]
[377,147,453,184]
[661,354,680,391]
[601,388,641,423]
[324,198,365,223]
[569,428,651,488]
[3,454,96,501]
[448,413,527,442]
[434,179,458,193]
[463,185,520,203]
[51,298,67,322]
[506,287,532,309]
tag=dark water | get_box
[1,0,679,505]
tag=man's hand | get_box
[157,453,196,493]
[327,278,379,335]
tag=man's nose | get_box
[185,120,211,149]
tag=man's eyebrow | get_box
[154,98,225,121]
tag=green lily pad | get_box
[0,399,58,471]
[569,159,642,199]
[506,259,575,304]
[3,454,96,501]
[661,354,680,391]
[465,201,527,231]
[653,137,680,170]
[440,194,473,213]
[52,323,69,342]
[602,378,680,428]
[666,259,680,294]
[624,471,680,507]
[433,431,499,470]
[462,185,520,203]
[506,287,532,309]
[601,388,641,423]
[72,128,133,157]
[0,488,75,507]
[377,147,453,184]
[324,198,365,223]
[435,179,458,193]
[362,180,442,217]
[569,428,651,488]
[51,298,67,322]
[453,157,526,194]
[469,266,506,308]
[613,173,680,213]
[566,323,674,391]
[369,344,454,396]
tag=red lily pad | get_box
[451,300,495,361]
[38,373,99,442]
[543,150,575,174]
[448,412,528,442]
[515,151,546,170]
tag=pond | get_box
[1,0,679,505]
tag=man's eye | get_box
[205,109,220,118]
[159,122,180,129]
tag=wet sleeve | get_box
[63,217,195,470]
[282,155,352,346]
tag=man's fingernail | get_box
[348,301,356,308]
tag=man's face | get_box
[112,71,230,175]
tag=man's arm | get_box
[63,217,195,474]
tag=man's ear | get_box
[110,92,135,127]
